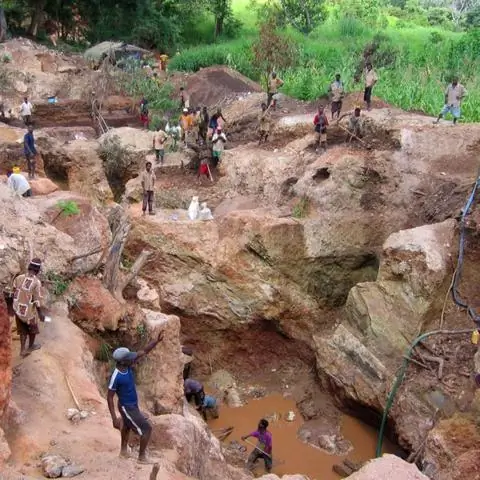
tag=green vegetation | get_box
[45,271,71,296]
[3,0,480,120]
[169,2,480,121]
[96,341,113,363]
[292,195,311,219]
[56,200,80,216]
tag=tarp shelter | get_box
[84,41,151,66]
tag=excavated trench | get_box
[172,310,406,478]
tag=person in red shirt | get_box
[313,105,329,153]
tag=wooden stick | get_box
[403,355,429,370]
[409,189,427,196]
[149,463,159,480]
[206,163,214,182]
[211,426,234,434]
[69,245,103,262]
[65,374,81,411]
[421,353,445,379]
[243,438,272,459]
[119,249,152,293]
[336,122,370,147]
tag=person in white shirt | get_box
[434,77,467,125]
[19,97,33,125]
[211,127,227,167]
[7,170,32,197]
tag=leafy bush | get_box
[338,15,366,37]
[98,135,135,180]
[45,271,70,296]
[119,70,176,115]
[56,200,80,216]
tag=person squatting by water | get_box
[141,161,156,216]
[107,332,164,464]
[12,258,46,357]
[242,419,273,473]
[184,378,205,408]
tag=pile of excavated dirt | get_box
[178,66,263,107]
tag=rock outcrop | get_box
[0,186,110,285]
[136,310,184,415]
[38,136,113,204]
[0,298,12,464]
[346,454,428,479]
[67,277,125,332]
[315,220,457,449]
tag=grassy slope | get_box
[171,1,480,121]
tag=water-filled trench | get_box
[206,394,399,479]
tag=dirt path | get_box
[9,302,170,479]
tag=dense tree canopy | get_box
[2,0,480,51]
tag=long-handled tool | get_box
[206,162,214,182]
[242,438,285,468]
[212,426,234,441]
[243,438,272,458]
[336,122,371,149]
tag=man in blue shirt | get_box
[107,331,164,464]
[200,395,219,421]
[23,125,37,179]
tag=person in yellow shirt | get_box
[159,54,169,71]
[363,63,378,111]
[180,108,193,145]
[267,72,284,110]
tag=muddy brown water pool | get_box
[208,394,397,479]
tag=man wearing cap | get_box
[141,161,156,216]
[107,331,164,464]
[12,258,46,357]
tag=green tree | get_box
[278,0,324,33]
[252,15,297,86]
[465,5,480,26]
[206,0,233,39]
